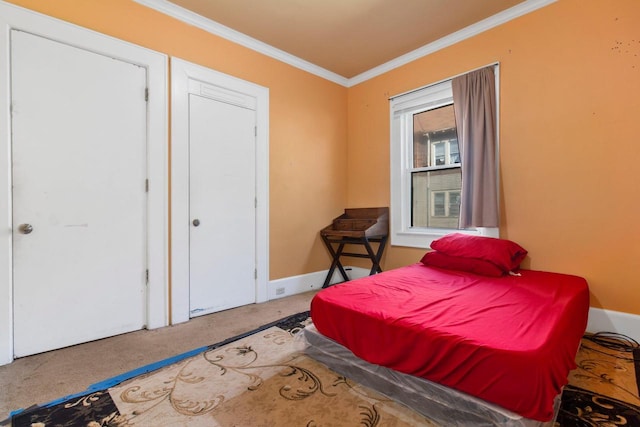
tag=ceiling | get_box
[168,0,527,78]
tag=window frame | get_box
[390,70,499,248]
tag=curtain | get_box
[452,66,498,228]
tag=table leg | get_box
[322,237,349,288]
[373,235,388,273]
[362,238,380,275]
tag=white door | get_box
[11,30,148,357]
[189,94,256,317]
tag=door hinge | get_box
[254,268,257,279]
[145,179,149,193]
[146,269,149,283]
[254,126,257,136]
[254,197,257,208]
[145,88,149,102]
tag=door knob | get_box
[19,223,33,234]
[192,219,200,227]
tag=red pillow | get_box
[420,251,504,277]
[430,233,527,273]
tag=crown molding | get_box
[133,0,349,86]
[134,0,555,88]
[348,0,556,86]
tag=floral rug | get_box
[7,313,640,426]
[9,313,434,426]
[556,332,640,426]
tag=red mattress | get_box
[310,263,589,421]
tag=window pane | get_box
[433,192,445,216]
[449,191,461,217]
[449,142,460,164]
[411,168,462,229]
[413,104,458,168]
[434,143,445,166]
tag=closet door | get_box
[11,30,148,356]
[188,92,256,317]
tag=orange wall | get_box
[7,0,640,315]
[347,0,640,315]
[5,0,348,280]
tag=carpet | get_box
[557,331,640,426]
[6,313,640,427]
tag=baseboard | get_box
[270,273,640,342]
[587,307,640,342]
[268,266,370,300]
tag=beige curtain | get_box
[452,66,498,228]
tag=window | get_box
[433,192,446,216]
[410,103,461,229]
[390,73,499,248]
[431,190,460,218]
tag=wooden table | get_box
[320,207,389,288]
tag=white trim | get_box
[389,61,500,101]
[134,0,554,88]
[133,0,348,87]
[0,1,169,365]
[273,273,640,345]
[389,66,500,248]
[268,267,370,300]
[271,271,640,346]
[587,307,640,343]
[170,57,269,324]
[348,0,556,86]
[389,80,453,248]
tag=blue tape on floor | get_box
[3,343,220,421]
[5,311,310,422]
[42,344,209,408]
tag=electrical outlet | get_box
[276,287,285,295]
